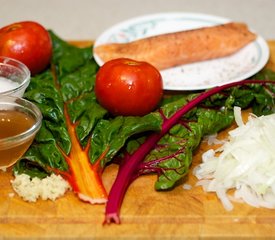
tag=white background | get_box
[1,0,275,40]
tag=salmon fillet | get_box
[94,22,257,70]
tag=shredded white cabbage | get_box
[194,107,275,211]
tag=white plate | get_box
[93,12,270,91]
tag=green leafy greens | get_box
[14,32,163,202]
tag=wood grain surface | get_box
[0,41,275,240]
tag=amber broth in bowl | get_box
[0,110,36,168]
[0,95,42,170]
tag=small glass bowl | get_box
[0,56,31,97]
[0,95,42,169]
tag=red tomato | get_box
[0,21,52,75]
[95,58,163,116]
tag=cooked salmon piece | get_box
[94,22,257,70]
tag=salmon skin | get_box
[94,22,257,70]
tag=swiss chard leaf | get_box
[14,32,163,185]
[49,31,93,77]
[136,77,275,190]
[90,113,162,166]
[141,103,234,190]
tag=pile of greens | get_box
[14,31,275,224]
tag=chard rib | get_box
[62,103,108,204]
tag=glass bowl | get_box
[0,95,42,170]
[0,56,31,97]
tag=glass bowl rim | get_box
[0,56,31,96]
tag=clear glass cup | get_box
[0,56,31,97]
[0,95,42,170]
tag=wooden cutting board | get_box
[0,41,275,240]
